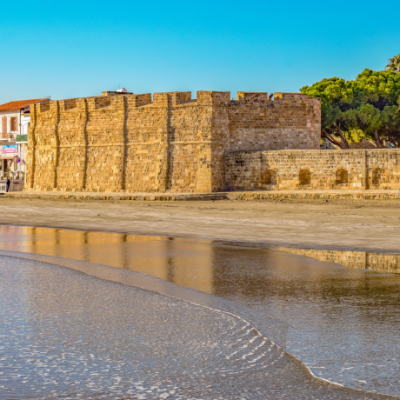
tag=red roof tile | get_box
[0,98,48,112]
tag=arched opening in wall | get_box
[372,168,385,186]
[335,169,348,185]
[262,169,277,185]
[299,169,311,185]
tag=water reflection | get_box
[1,256,389,400]
[0,227,214,294]
[279,247,400,274]
[0,226,400,396]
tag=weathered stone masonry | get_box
[26,91,321,193]
[26,89,400,193]
[225,149,400,191]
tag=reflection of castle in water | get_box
[0,225,399,302]
[0,226,215,294]
[278,247,400,274]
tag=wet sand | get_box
[1,197,400,251]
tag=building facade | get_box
[0,98,48,188]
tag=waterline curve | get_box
[1,226,399,397]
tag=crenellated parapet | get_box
[26,89,321,193]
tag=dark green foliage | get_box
[386,54,400,73]
[301,64,400,149]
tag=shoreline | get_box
[3,221,400,255]
[1,197,400,252]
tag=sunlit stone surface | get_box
[0,226,399,397]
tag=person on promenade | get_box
[6,177,10,192]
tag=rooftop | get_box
[0,98,48,112]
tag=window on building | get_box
[10,117,18,132]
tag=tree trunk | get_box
[373,130,382,148]
[323,123,351,149]
[333,124,351,149]
[322,130,348,149]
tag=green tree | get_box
[300,77,352,148]
[381,103,400,146]
[346,104,382,147]
[386,54,400,73]
[301,68,400,148]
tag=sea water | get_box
[0,226,399,398]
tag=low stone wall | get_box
[225,150,400,191]
[6,189,400,201]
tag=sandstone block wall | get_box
[26,90,321,193]
[225,149,400,191]
[227,92,320,151]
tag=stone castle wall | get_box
[227,92,320,151]
[225,149,400,191]
[26,90,321,193]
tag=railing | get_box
[4,171,24,181]
[0,132,17,140]
[16,134,28,142]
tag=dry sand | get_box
[0,197,400,252]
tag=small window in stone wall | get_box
[262,169,277,185]
[299,169,311,185]
[372,168,385,185]
[335,169,348,185]
[235,159,245,167]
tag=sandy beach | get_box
[1,197,400,252]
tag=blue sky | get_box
[0,0,399,103]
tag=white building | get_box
[0,98,48,186]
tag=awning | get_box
[1,154,17,159]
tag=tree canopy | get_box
[301,60,400,149]
[386,54,400,73]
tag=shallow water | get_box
[0,255,392,400]
[0,226,399,397]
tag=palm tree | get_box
[386,54,400,72]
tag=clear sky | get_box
[1,0,399,103]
